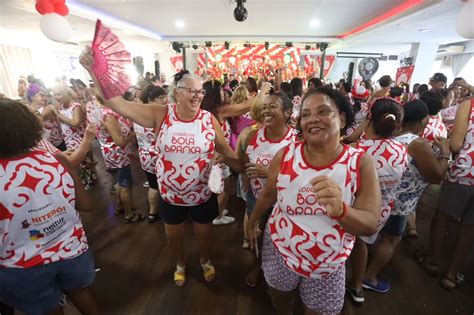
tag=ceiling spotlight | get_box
[310,19,320,28]
[316,42,328,51]
[285,42,293,48]
[234,0,248,22]
[244,41,251,48]
[224,41,230,50]
[192,44,198,49]
[172,41,183,53]
[264,42,269,50]
[305,44,311,50]
[418,28,430,32]
[205,41,212,47]
[175,20,185,28]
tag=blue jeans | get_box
[0,249,95,315]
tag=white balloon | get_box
[456,1,474,39]
[40,13,72,43]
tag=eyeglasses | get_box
[178,87,206,96]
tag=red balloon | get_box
[51,0,66,4]
[54,4,69,16]
[35,0,54,15]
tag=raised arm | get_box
[212,115,244,173]
[450,99,471,153]
[79,46,164,128]
[218,83,271,119]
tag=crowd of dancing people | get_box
[1,47,473,315]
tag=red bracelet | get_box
[330,202,348,220]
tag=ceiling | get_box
[0,0,470,49]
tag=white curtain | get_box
[0,45,35,99]
[451,53,473,77]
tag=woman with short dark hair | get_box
[0,99,98,315]
[248,87,380,314]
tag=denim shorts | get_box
[0,249,95,315]
[246,188,257,215]
[112,164,133,187]
[382,214,408,236]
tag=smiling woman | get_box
[247,87,381,314]
[80,45,242,287]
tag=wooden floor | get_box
[63,143,474,315]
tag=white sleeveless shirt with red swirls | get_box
[448,99,474,186]
[246,127,296,199]
[156,106,216,206]
[59,102,85,150]
[96,108,133,169]
[357,139,408,242]
[0,151,88,268]
[268,142,363,279]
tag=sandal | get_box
[405,227,418,240]
[414,249,440,276]
[124,213,146,224]
[242,238,250,249]
[148,212,161,224]
[174,265,186,287]
[114,207,124,215]
[201,260,216,283]
[439,275,457,291]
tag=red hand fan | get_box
[91,20,131,99]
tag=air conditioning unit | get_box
[437,45,465,54]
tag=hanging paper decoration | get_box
[315,55,336,78]
[395,65,415,85]
[198,44,302,79]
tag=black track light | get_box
[205,41,212,48]
[234,0,248,22]
[285,42,293,48]
[172,41,183,53]
[224,41,230,50]
[305,44,311,50]
[264,42,269,50]
[192,44,198,50]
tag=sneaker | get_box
[362,279,390,293]
[143,181,150,188]
[242,239,250,249]
[346,285,364,303]
[212,215,235,225]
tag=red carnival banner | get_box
[395,65,415,85]
[170,55,184,72]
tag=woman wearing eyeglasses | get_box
[247,87,381,314]
[80,47,241,287]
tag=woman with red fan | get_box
[81,44,241,286]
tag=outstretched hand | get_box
[79,46,94,72]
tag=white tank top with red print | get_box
[356,139,408,243]
[59,102,86,150]
[0,151,88,268]
[421,116,447,142]
[96,108,133,169]
[38,106,63,147]
[448,99,474,186]
[220,119,232,144]
[156,106,216,206]
[134,123,158,174]
[441,105,459,134]
[246,127,296,199]
[268,142,363,279]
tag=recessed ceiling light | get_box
[418,28,430,32]
[310,19,320,28]
[175,20,185,28]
